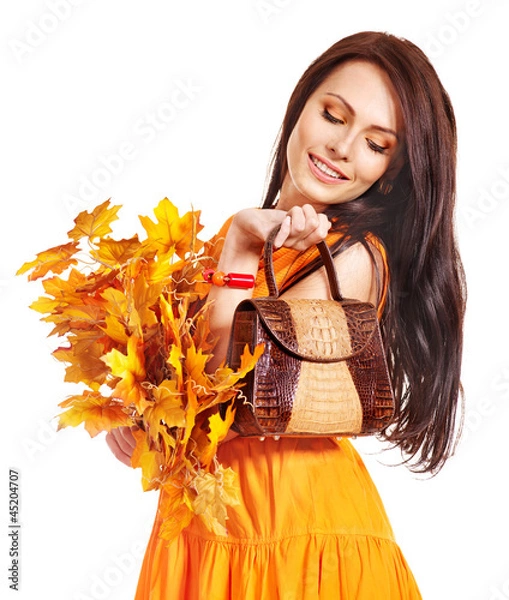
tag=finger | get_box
[273,215,291,248]
[300,203,320,227]
[310,213,332,241]
[119,425,137,448]
[286,205,306,235]
[105,431,133,467]
[289,213,332,250]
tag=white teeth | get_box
[311,156,344,179]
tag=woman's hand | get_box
[105,426,138,467]
[230,204,331,254]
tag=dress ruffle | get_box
[135,437,421,599]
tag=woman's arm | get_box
[206,205,331,370]
[105,204,331,461]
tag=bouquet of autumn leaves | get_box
[17,198,263,541]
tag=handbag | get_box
[225,226,395,437]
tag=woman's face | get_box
[278,60,404,212]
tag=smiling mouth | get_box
[310,155,348,180]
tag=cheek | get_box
[286,127,306,176]
[288,111,316,158]
[354,150,391,184]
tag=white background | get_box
[1,1,508,599]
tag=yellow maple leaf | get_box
[16,241,80,281]
[145,253,185,285]
[58,391,132,437]
[139,198,204,259]
[198,403,236,468]
[144,380,186,433]
[67,199,121,242]
[100,287,127,314]
[29,295,61,315]
[192,467,240,537]
[167,344,184,383]
[159,294,181,346]
[189,305,215,354]
[103,335,149,412]
[172,209,204,258]
[132,270,162,323]
[220,465,241,508]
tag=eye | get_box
[321,108,345,125]
[366,138,388,155]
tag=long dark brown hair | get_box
[262,31,466,474]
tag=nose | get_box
[326,130,353,161]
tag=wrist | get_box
[216,219,263,273]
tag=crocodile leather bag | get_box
[226,227,395,437]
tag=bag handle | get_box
[264,225,343,301]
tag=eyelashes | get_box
[321,108,344,125]
[320,108,388,155]
[366,139,387,155]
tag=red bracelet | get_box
[202,269,255,289]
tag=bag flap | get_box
[235,297,379,362]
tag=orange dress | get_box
[135,228,422,600]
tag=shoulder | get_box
[331,239,384,305]
[333,236,387,282]
[280,236,386,308]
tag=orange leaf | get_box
[131,428,164,491]
[90,236,140,267]
[212,343,265,393]
[183,380,199,445]
[132,271,162,324]
[99,315,129,345]
[58,391,132,437]
[16,241,79,281]
[158,484,194,540]
[103,335,148,411]
[53,336,110,386]
[67,199,121,242]
[185,343,211,392]
[41,268,88,300]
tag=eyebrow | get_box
[325,92,400,140]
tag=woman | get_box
[108,31,465,598]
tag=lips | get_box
[308,154,349,183]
